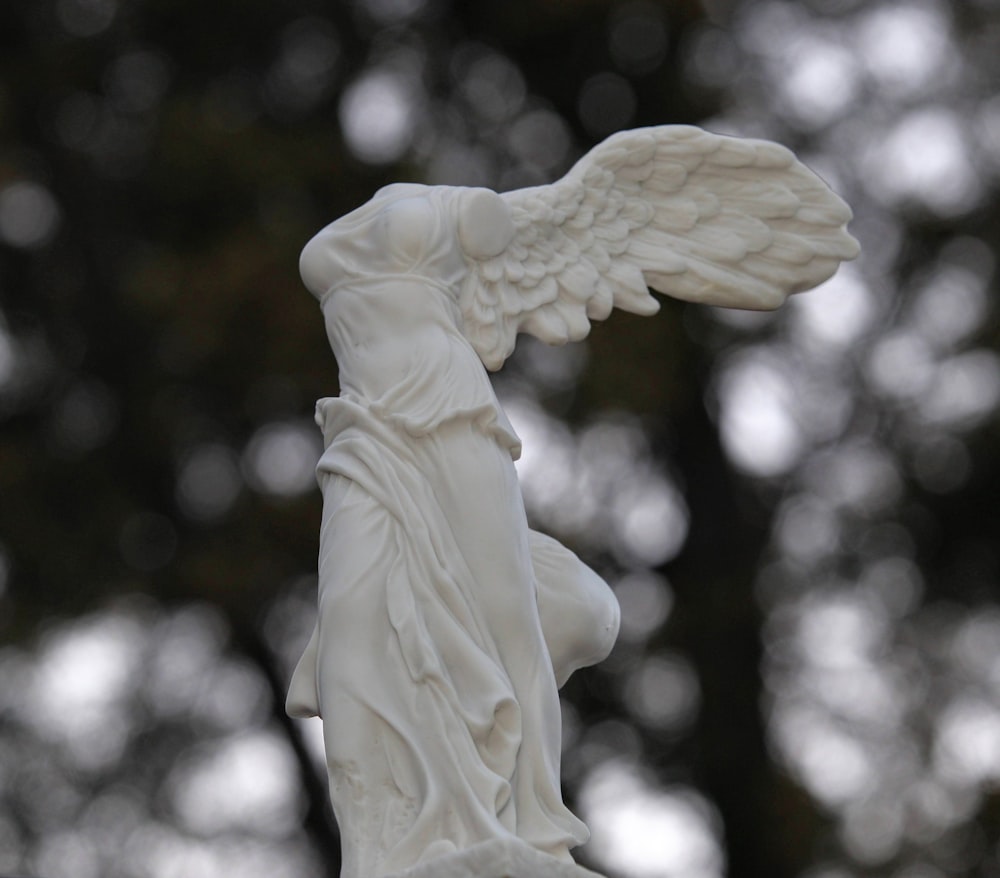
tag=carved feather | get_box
[460,125,859,370]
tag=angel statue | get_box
[284,126,859,878]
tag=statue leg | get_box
[287,530,621,715]
[529,530,620,689]
[310,451,534,877]
[414,421,588,860]
[286,622,320,718]
[310,473,415,878]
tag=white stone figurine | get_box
[285,125,859,878]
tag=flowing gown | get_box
[286,186,617,878]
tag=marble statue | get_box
[284,126,859,878]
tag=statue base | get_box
[385,839,606,878]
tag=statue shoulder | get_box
[378,196,439,266]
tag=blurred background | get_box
[2,0,999,876]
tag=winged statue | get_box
[284,126,859,878]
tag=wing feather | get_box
[460,125,859,370]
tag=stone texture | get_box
[386,839,607,878]
[288,126,860,878]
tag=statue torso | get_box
[304,187,519,451]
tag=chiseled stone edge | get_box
[384,839,607,878]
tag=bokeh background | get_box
[2,0,1000,876]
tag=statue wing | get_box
[459,126,860,370]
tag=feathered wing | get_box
[459,126,860,371]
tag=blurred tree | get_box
[1,1,999,878]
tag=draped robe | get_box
[286,186,619,878]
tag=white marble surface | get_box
[386,839,608,878]
[285,125,858,878]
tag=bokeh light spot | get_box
[340,70,417,165]
[26,610,144,768]
[170,732,300,835]
[866,330,936,399]
[935,698,1000,785]
[578,72,637,137]
[773,704,876,806]
[626,654,700,730]
[775,497,840,563]
[0,181,61,249]
[46,379,118,457]
[581,761,723,878]
[805,442,902,515]
[455,48,526,123]
[840,797,904,864]
[780,37,859,128]
[682,26,739,91]
[791,267,874,348]
[911,435,971,493]
[865,108,979,215]
[717,353,805,477]
[263,18,339,116]
[910,265,989,349]
[615,572,673,643]
[796,593,888,669]
[612,476,688,566]
[105,50,171,112]
[507,109,571,173]
[918,350,1000,427]
[362,0,427,24]
[608,1,669,76]
[857,1,951,96]
[243,421,322,497]
[56,0,116,37]
[506,395,581,523]
[177,443,242,521]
